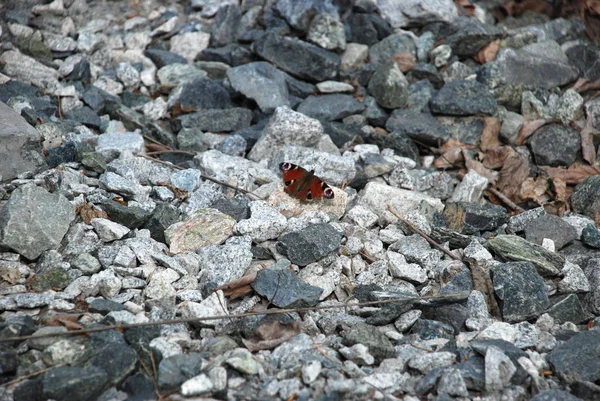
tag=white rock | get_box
[235,201,288,242]
[180,290,228,327]
[170,31,211,63]
[316,80,354,93]
[346,205,379,228]
[91,218,130,242]
[387,251,427,283]
[181,374,213,396]
[485,346,516,392]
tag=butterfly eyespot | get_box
[323,188,334,199]
[306,192,313,200]
[279,162,293,172]
[284,180,293,186]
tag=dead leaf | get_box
[519,176,550,205]
[76,202,109,224]
[43,314,84,331]
[218,271,258,300]
[580,113,597,164]
[242,320,301,352]
[463,149,498,184]
[480,117,502,151]
[539,163,600,185]
[433,138,474,168]
[454,0,476,16]
[474,39,501,64]
[482,146,510,169]
[155,181,189,201]
[0,267,21,285]
[391,51,415,73]
[496,147,531,199]
[515,119,554,145]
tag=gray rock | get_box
[253,32,340,82]
[489,235,564,277]
[157,353,205,391]
[445,18,503,57]
[436,115,486,145]
[564,40,600,82]
[386,109,450,146]
[197,236,252,287]
[210,3,242,47]
[444,202,508,235]
[234,201,287,242]
[96,132,145,160]
[0,185,75,260]
[531,389,584,401]
[524,214,578,251]
[409,352,457,374]
[484,346,517,392]
[274,0,335,32]
[307,13,346,51]
[226,62,289,113]
[547,294,587,324]
[42,365,108,401]
[165,208,236,254]
[278,223,342,266]
[0,101,47,180]
[491,262,550,322]
[548,330,600,383]
[529,124,581,167]
[0,50,60,90]
[494,46,579,90]
[507,207,546,233]
[378,0,458,28]
[167,77,231,111]
[430,80,497,116]
[91,218,130,242]
[173,108,253,133]
[367,62,409,109]
[251,268,323,308]
[297,94,365,121]
[438,368,469,397]
[157,63,208,87]
[342,324,395,362]
[248,107,323,162]
[369,33,416,66]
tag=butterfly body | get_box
[279,162,334,201]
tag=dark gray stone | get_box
[412,319,455,340]
[211,3,242,47]
[157,353,206,391]
[226,62,289,113]
[386,109,451,146]
[83,86,120,113]
[278,223,342,266]
[346,12,393,46]
[455,356,485,391]
[172,108,253,133]
[415,367,443,395]
[368,130,419,161]
[0,80,39,103]
[548,330,600,383]
[46,141,79,168]
[88,298,127,314]
[144,49,187,68]
[571,381,600,401]
[582,224,600,249]
[253,32,340,82]
[436,116,485,146]
[571,175,600,222]
[445,18,503,57]
[491,262,550,323]
[411,63,443,89]
[251,268,323,308]
[524,214,578,250]
[342,324,395,361]
[143,203,182,243]
[531,389,583,401]
[547,294,588,324]
[0,185,75,260]
[297,94,365,121]
[564,41,600,82]
[430,80,497,116]
[367,61,409,109]
[13,379,43,401]
[321,121,365,148]
[471,339,529,385]
[63,106,101,130]
[89,341,137,385]
[0,101,47,180]
[197,43,255,67]
[122,372,156,401]
[495,47,579,90]
[170,78,231,111]
[439,270,473,295]
[369,32,416,66]
[217,134,247,157]
[274,0,336,32]
[407,79,436,112]
[210,195,250,222]
[100,199,152,229]
[529,124,581,167]
[42,365,108,401]
[443,202,508,235]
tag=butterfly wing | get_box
[279,162,334,201]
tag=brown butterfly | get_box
[279,162,334,201]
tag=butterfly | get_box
[279,162,334,201]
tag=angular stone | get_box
[165,209,235,254]
[173,108,252,133]
[529,124,581,167]
[278,223,342,266]
[444,202,508,235]
[251,268,323,308]
[297,94,365,121]
[548,330,600,383]
[0,185,75,260]
[430,80,497,116]
[491,262,550,322]
[489,235,564,277]
[368,61,409,109]
[226,62,289,113]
